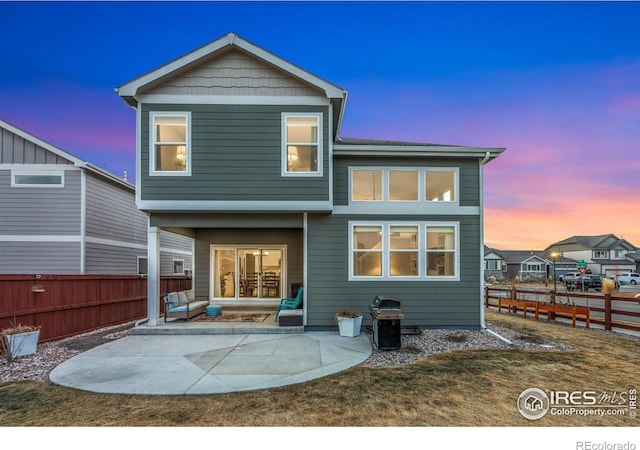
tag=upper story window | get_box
[593,250,608,259]
[426,169,456,202]
[150,112,191,176]
[282,113,323,177]
[350,167,458,204]
[612,250,626,259]
[11,171,64,187]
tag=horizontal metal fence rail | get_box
[485,286,640,334]
[0,275,191,342]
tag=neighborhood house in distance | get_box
[115,32,505,328]
[484,234,639,283]
[0,119,193,276]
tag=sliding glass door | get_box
[213,246,285,300]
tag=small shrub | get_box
[602,278,616,295]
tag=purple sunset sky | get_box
[1,1,638,250]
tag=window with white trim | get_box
[282,113,322,176]
[11,171,64,187]
[426,169,456,202]
[137,257,148,275]
[150,112,191,175]
[350,168,458,204]
[173,259,185,275]
[350,222,459,280]
[593,250,608,259]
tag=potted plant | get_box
[335,308,363,337]
[1,322,41,361]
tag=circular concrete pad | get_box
[49,332,372,395]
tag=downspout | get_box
[479,151,512,345]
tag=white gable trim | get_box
[117,32,345,100]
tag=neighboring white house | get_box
[546,234,637,278]
[0,119,193,275]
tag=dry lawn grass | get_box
[1,310,638,427]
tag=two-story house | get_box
[546,234,638,278]
[0,119,193,275]
[116,32,505,328]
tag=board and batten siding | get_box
[139,104,330,202]
[1,127,74,165]
[305,214,482,328]
[194,228,303,301]
[333,156,481,207]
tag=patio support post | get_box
[147,226,161,327]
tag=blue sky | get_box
[1,1,639,249]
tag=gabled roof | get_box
[547,234,637,252]
[0,119,133,191]
[490,249,575,265]
[115,32,348,134]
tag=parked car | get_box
[560,272,580,283]
[618,272,640,285]
[560,271,591,283]
[565,275,602,292]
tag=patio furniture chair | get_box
[274,287,303,321]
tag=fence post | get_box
[484,286,488,307]
[604,293,612,331]
[548,290,556,320]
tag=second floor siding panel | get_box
[0,169,81,235]
[332,156,481,208]
[85,174,147,245]
[139,104,330,203]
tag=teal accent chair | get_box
[274,287,303,321]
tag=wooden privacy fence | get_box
[485,286,640,333]
[0,275,191,342]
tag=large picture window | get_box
[350,222,459,280]
[282,113,322,176]
[150,112,191,175]
[350,167,458,204]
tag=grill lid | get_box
[371,295,401,309]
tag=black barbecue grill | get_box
[369,295,404,350]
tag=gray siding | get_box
[0,169,81,235]
[0,242,81,274]
[140,104,330,202]
[85,231,192,276]
[194,228,303,300]
[85,173,146,244]
[85,242,145,275]
[306,214,482,328]
[333,156,481,207]
[1,127,73,165]
[146,49,322,97]
[160,230,193,275]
